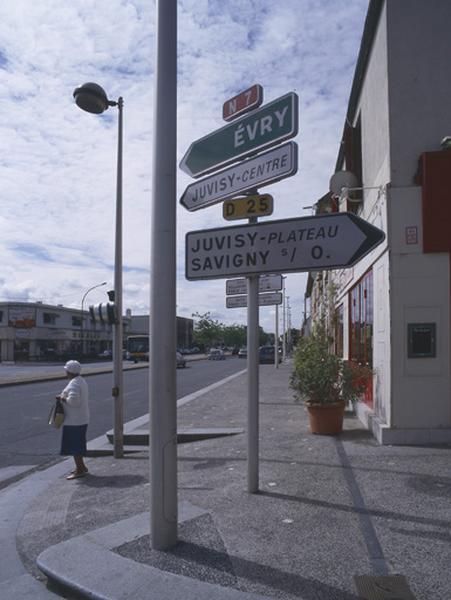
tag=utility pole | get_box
[149,0,178,551]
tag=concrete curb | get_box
[37,508,270,600]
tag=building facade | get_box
[0,301,116,362]
[128,315,194,351]
[0,302,194,363]
[305,0,451,444]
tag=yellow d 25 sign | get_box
[223,194,273,221]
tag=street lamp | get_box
[73,82,124,459]
[80,281,107,356]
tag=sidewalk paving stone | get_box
[2,361,450,599]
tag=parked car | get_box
[98,349,112,359]
[259,345,280,364]
[208,348,226,360]
[176,352,186,368]
[238,347,247,359]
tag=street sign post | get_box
[226,292,282,308]
[186,213,385,280]
[223,194,273,221]
[226,274,283,295]
[180,92,298,178]
[180,142,297,212]
[223,84,263,121]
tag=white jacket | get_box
[61,376,89,426]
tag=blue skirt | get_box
[60,424,88,456]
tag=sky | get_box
[0,0,370,335]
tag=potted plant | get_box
[290,328,372,435]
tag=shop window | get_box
[43,312,59,325]
[349,270,373,406]
[37,340,57,359]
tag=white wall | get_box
[357,2,390,188]
[390,250,450,428]
[387,0,451,185]
[373,250,391,426]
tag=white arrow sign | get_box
[226,274,282,296]
[180,142,298,212]
[226,292,282,308]
[185,213,385,280]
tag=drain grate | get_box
[354,575,417,600]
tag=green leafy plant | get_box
[290,329,373,405]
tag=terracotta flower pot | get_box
[306,400,346,435]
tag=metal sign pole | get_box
[282,276,286,362]
[275,303,279,370]
[247,209,259,493]
[149,0,178,550]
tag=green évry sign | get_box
[179,92,299,179]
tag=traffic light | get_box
[89,305,96,323]
[88,302,118,325]
[107,290,115,302]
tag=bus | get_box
[126,334,149,362]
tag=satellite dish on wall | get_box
[329,170,359,196]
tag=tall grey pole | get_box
[282,276,286,361]
[113,98,124,459]
[149,0,178,550]
[247,216,259,493]
[287,298,291,353]
[274,303,279,370]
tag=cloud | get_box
[0,0,369,331]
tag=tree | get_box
[191,312,223,350]
[222,324,247,348]
[192,312,272,351]
[289,328,300,348]
[259,327,271,346]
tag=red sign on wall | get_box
[222,84,263,122]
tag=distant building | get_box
[128,315,194,350]
[0,301,117,362]
[304,0,451,444]
[0,302,194,362]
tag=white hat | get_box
[64,360,82,375]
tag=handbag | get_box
[48,398,65,429]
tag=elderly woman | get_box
[56,360,90,480]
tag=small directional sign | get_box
[180,142,297,212]
[180,92,298,178]
[226,292,282,309]
[223,194,273,221]
[226,275,282,295]
[223,84,263,121]
[186,213,385,281]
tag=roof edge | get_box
[335,0,385,171]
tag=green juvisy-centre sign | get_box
[179,92,299,179]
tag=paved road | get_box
[0,357,246,476]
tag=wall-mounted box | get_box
[407,323,436,358]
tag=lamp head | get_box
[73,82,110,114]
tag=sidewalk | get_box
[2,361,451,599]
